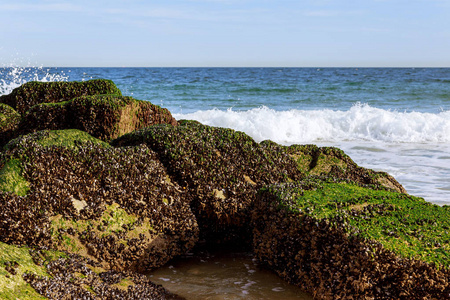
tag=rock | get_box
[0,241,184,299]
[0,80,177,146]
[112,121,407,245]
[70,196,88,214]
[112,121,303,244]
[284,143,406,193]
[252,178,450,299]
[16,94,177,143]
[0,79,122,114]
[0,80,418,298]
[0,103,20,147]
[0,130,198,273]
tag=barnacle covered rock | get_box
[0,242,183,299]
[0,79,121,114]
[17,94,177,143]
[112,121,303,243]
[24,252,184,300]
[252,178,450,299]
[0,129,198,273]
[0,241,52,299]
[0,103,21,147]
[284,143,406,193]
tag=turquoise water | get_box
[1,67,450,203]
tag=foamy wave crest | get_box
[0,66,68,96]
[174,104,450,144]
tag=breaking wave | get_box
[174,104,450,145]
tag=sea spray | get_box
[0,66,68,96]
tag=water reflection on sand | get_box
[147,248,313,300]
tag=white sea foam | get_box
[0,66,68,96]
[173,104,450,145]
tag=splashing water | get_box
[173,104,450,145]
[0,65,68,96]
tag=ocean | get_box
[1,66,449,204]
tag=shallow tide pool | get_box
[147,248,313,300]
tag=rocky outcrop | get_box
[252,178,450,299]
[112,121,406,245]
[286,144,406,193]
[112,120,303,243]
[0,130,198,273]
[18,94,177,142]
[3,79,443,300]
[0,79,122,114]
[0,80,177,146]
[0,242,183,299]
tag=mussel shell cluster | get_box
[9,94,177,146]
[24,251,184,299]
[252,183,450,299]
[0,79,122,114]
[0,133,198,272]
[0,103,21,146]
[112,121,303,244]
[0,80,177,148]
[286,144,406,193]
[1,80,430,299]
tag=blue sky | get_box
[1,0,449,67]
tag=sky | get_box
[1,0,449,67]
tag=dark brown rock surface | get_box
[0,130,198,273]
[112,121,303,243]
[252,180,450,299]
[0,79,122,114]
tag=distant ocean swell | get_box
[174,104,450,145]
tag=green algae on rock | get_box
[0,103,21,147]
[23,252,184,299]
[285,144,406,193]
[0,79,122,114]
[0,242,53,299]
[252,178,450,299]
[112,121,303,243]
[0,158,29,196]
[17,94,177,143]
[0,242,183,299]
[0,130,198,273]
[4,129,110,151]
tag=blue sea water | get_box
[1,67,449,204]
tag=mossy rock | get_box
[0,242,52,299]
[24,252,184,299]
[0,242,182,299]
[3,129,109,152]
[112,121,303,243]
[0,103,21,147]
[0,158,30,196]
[285,144,406,193]
[252,178,450,299]
[14,94,177,143]
[0,130,198,272]
[0,79,122,114]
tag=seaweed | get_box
[253,178,450,299]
